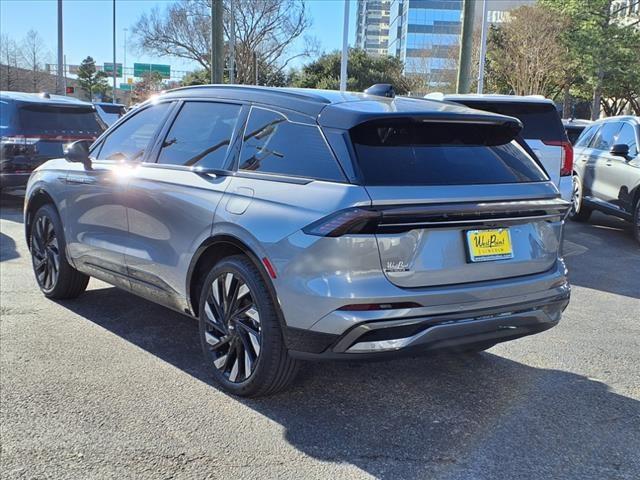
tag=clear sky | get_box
[0,0,358,79]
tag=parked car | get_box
[563,118,592,145]
[424,94,573,203]
[24,86,571,396]
[1,91,105,192]
[93,102,127,126]
[571,115,640,243]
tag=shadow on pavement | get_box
[563,212,640,299]
[59,286,640,479]
[0,193,25,224]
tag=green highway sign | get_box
[133,63,171,79]
[119,83,133,91]
[103,62,123,76]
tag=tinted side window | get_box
[239,108,344,181]
[157,102,241,168]
[457,101,564,142]
[575,125,598,147]
[97,102,171,161]
[591,122,622,151]
[613,123,638,157]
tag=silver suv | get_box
[24,86,571,396]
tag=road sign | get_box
[133,63,171,79]
[119,83,133,91]
[127,77,133,84]
[104,62,123,76]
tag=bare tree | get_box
[487,5,569,97]
[20,30,51,92]
[133,0,314,84]
[0,34,22,91]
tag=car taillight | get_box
[543,140,573,176]
[1,136,39,157]
[302,208,381,237]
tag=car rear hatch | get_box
[346,116,568,288]
[1,103,105,174]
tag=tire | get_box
[633,199,640,246]
[30,204,89,299]
[198,255,299,397]
[569,174,592,222]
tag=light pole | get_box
[112,0,117,103]
[477,0,488,94]
[340,0,350,92]
[123,27,128,86]
[229,0,235,84]
[57,0,63,94]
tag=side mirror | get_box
[609,143,629,158]
[64,140,91,168]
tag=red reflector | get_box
[339,302,421,311]
[262,257,277,279]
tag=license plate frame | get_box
[466,228,514,263]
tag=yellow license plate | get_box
[466,228,514,262]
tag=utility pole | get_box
[340,0,350,92]
[456,0,475,94]
[229,0,235,84]
[57,0,63,95]
[112,0,117,103]
[253,51,258,85]
[476,0,488,94]
[211,0,224,83]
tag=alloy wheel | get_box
[570,176,582,216]
[31,215,60,291]
[203,272,262,383]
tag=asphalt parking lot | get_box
[1,193,639,480]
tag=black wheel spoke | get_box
[31,215,61,292]
[206,271,262,383]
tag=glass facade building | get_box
[388,0,462,80]
[355,0,392,56]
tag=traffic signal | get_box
[66,86,75,94]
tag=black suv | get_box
[1,91,105,192]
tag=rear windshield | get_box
[456,101,564,142]
[350,120,548,186]
[17,105,106,136]
[98,104,126,115]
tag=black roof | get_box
[0,91,95,109]
[160,85,523,131]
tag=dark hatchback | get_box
[1,91,106,192]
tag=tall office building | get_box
[355,0,392,56]
[387,0,535,84]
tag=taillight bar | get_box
[303,199,571,237]
[543,140,574,176]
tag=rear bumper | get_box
[285,262,570,359]
[0,173,31,190]
[288,292,569,360]
[559,175,573,202]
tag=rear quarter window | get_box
[457,101,565,142]
[350,120,548,186]
[239,107,345,182]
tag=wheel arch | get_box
[186,234,281,322]
[24,187,60,247]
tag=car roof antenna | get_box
[364,84,395,98]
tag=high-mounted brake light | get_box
[543,140,573,176]
[302,208,381,237]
